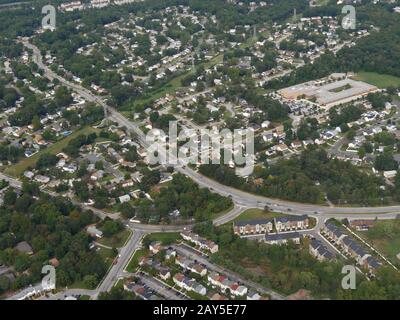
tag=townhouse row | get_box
[233,215,310,236]
[180,230,219,253]
[321,223,381,272]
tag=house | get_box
[309,239,334,261]
[363,256,381,272]
[23,171,34,179]
[276,143,288,152]
[149,241,162,254]
[34,175,50,184]
[274,215,309,232]
[247,291,261,300]
[230,284,248,297]
[265,232,301,245]
[118,194,131,203]
[165,249,176,260]
[159,268,171,281]
[86,225,103,238]
[90,170,104,181]
[350,219,375,231]
[291,140,303,149]
[15,241,34,255]
[342,237,368,262]
[173,273,206,295]
[173,273,185,287]
[233,218,273,235]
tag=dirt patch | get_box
[287,289,312,300]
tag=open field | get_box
[4,126,99,177]
[126,248,147,273]
[234,208,286,222]
[144,232,181,245]
[354,72,400,89]
[97,229,132,249]
[356,219,400,266]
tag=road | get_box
[7,39,400,300]
[21,39,400,217]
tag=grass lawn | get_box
[211,203,234,219]
[4,126,99,177]
[354,72,400,89]
[97,229,132,248]
[98,247,118,268]
[126,248,147,273]
[357,220,400,266]
[143,232,181,245]
[234,209,286,222]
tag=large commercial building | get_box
[278,73,379,109]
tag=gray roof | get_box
[234,218,273,227]
[275,215,308,223]
[265,232,300,241]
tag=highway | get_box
[6,39,400,300]
[20,38,400,218]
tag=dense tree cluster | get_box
[200,147,393,205]
[0,188,107,294]
[135,172,232,223]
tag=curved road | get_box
[6,39,400,300]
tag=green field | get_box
[234,209,286,222]
[144,232,181,245]
[4,126,99,177]
[354,72,400,89]
[97,229,132,248]
[357,219,400,266]
[126,248,147,273]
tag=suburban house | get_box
[15,241,34,255]
[86,225,103,238]
[233,218,273,236]
[207,272,248,297]
[159,268,171,281]
[173,273,207,295]
[149,241,163,254]
[349,219,375,231]
[165,249,176,260]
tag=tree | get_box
[3,188,17,206]
[120,203,135,219]
[32,115,41,131]
[0,275,10,293]
[374,152,398,171]
[95,161,104,170]
[83,275,98,289]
